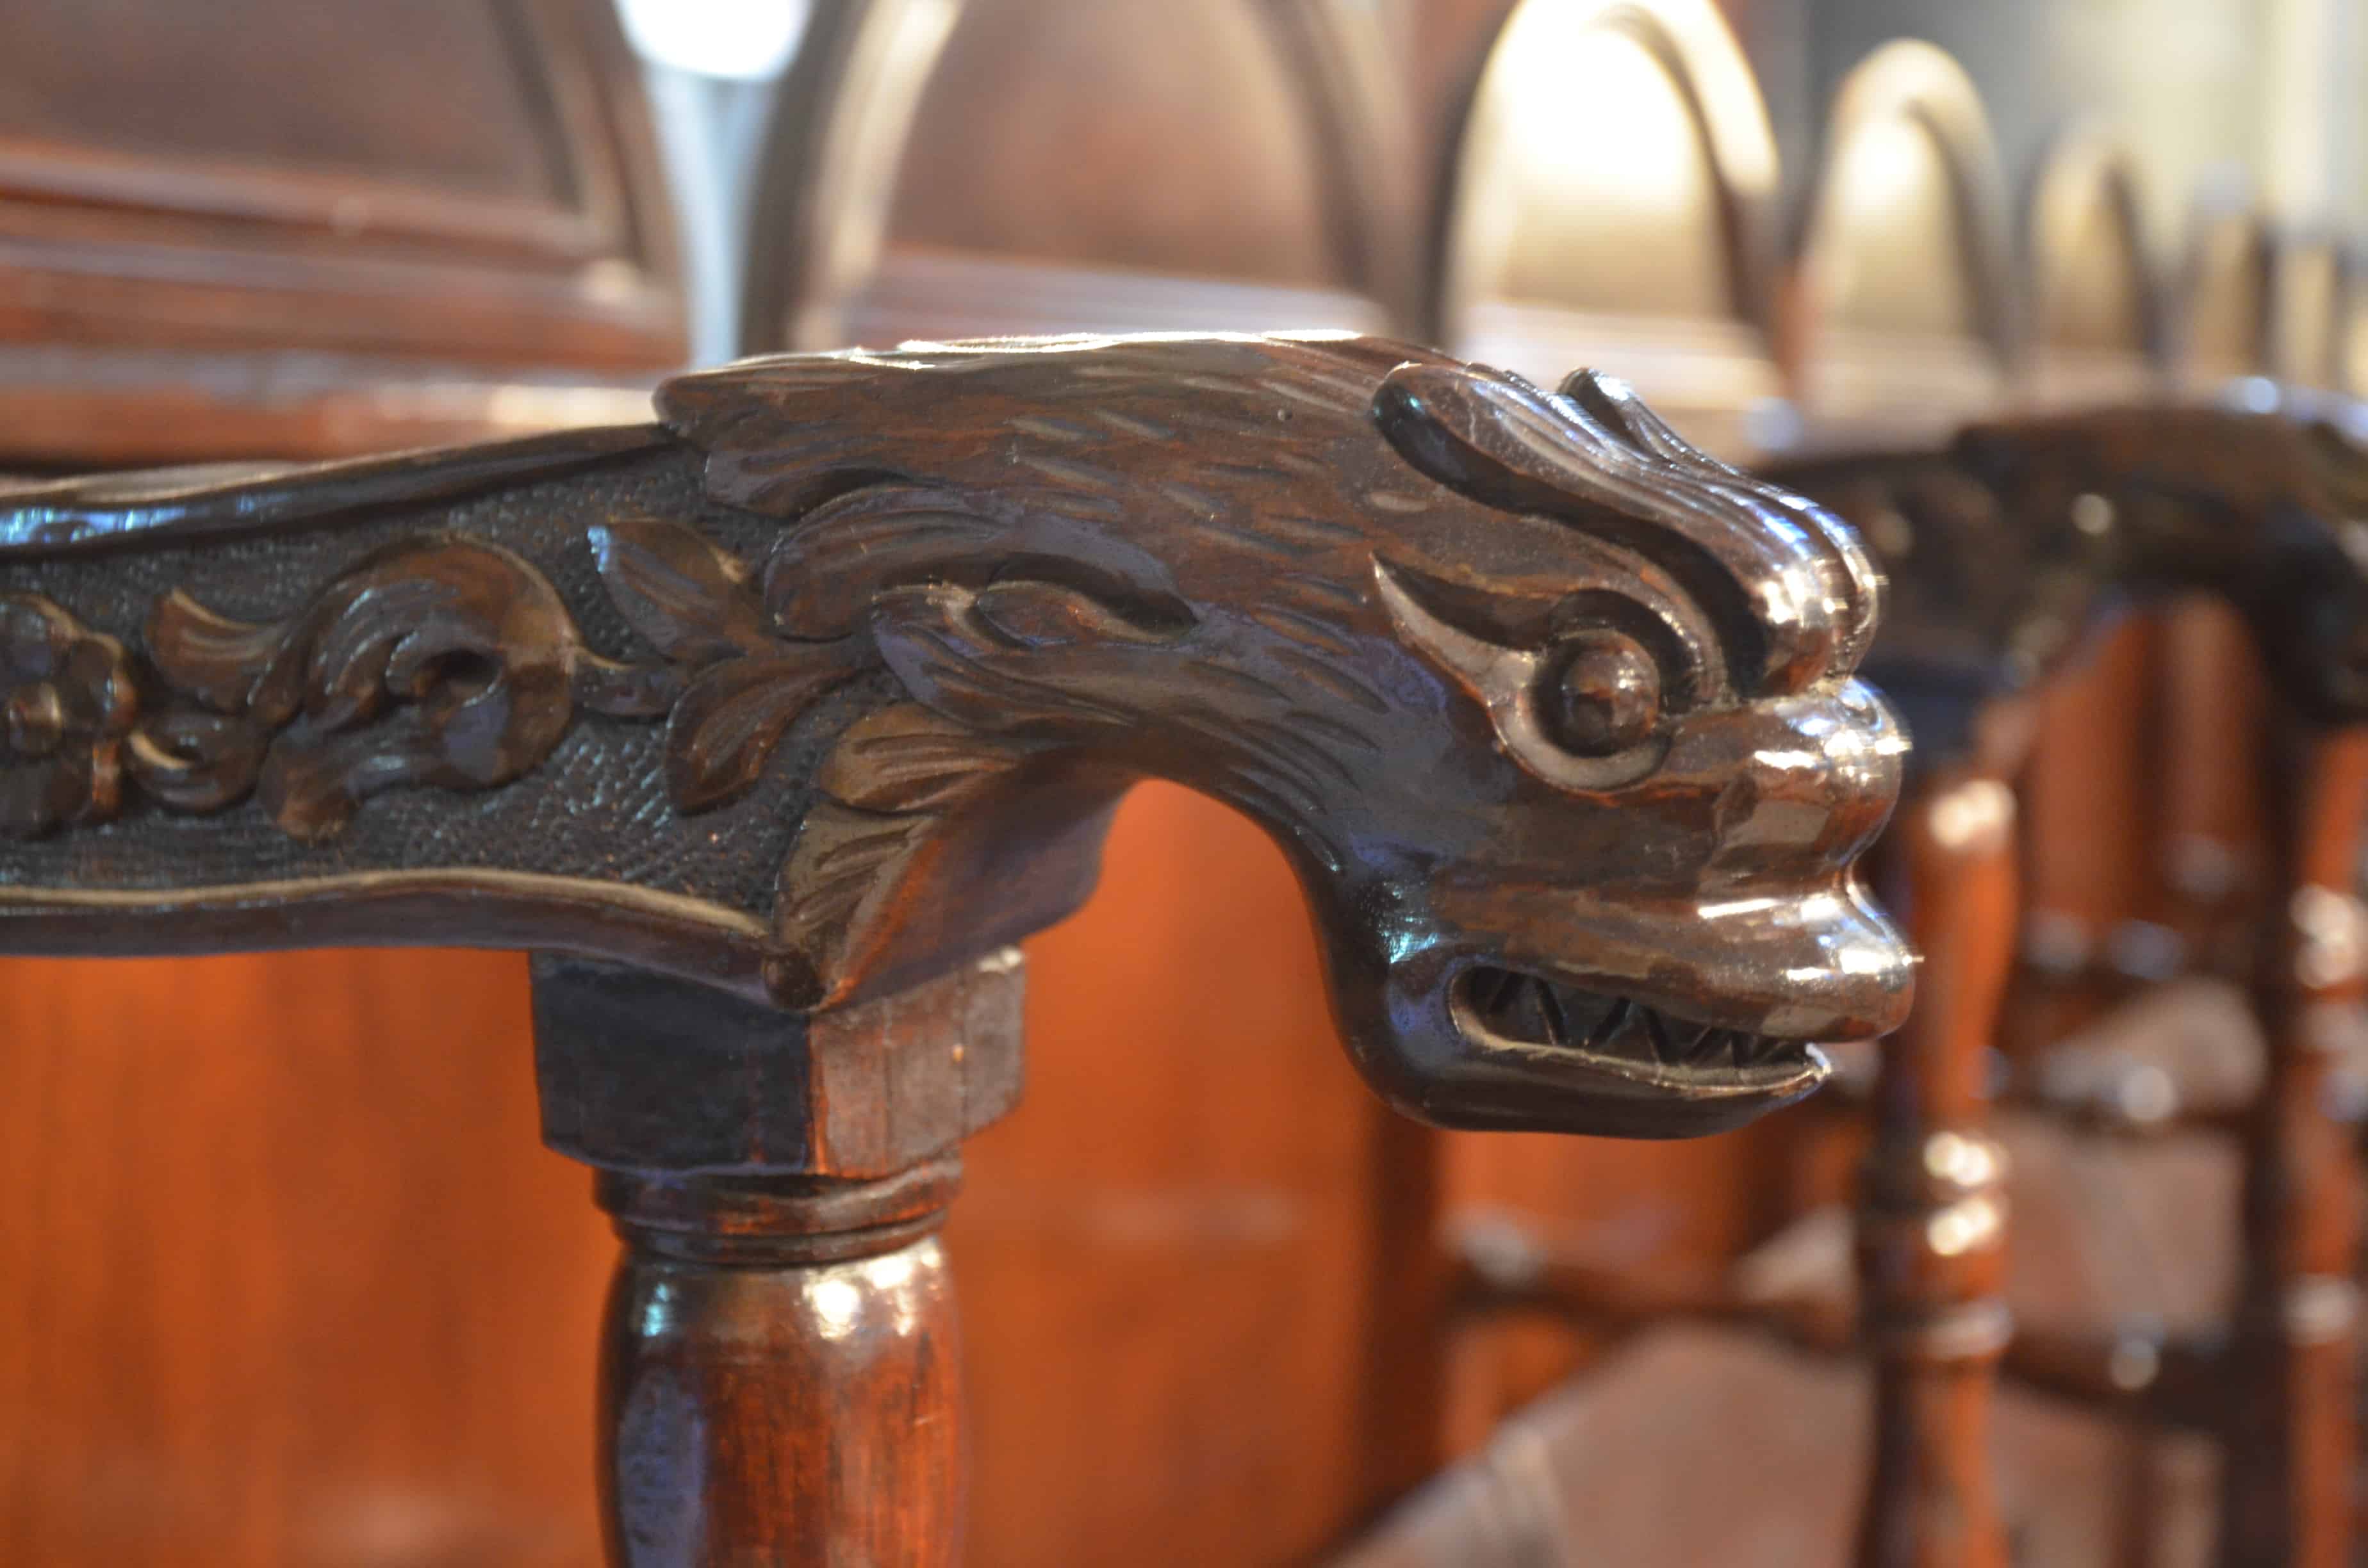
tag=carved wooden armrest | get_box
[0,336,1912,1563]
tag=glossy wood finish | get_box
[0,339,1918,1558]
[1854,765,2018,1568]
[596,1163,964,1567]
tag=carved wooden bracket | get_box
[0,334,1912,1143]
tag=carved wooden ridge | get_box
[0,333,1912,1140]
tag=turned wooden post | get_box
[596,1164,964,1566]
[1854,765,2017,1568]
[533,953,1020,1567]
[2217,728,2368,1568]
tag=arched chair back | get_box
[1788,40,2014,450]
[2023,129,2164,407]
[2273,234,2351,394]
[2175,204,2275,396]
[1433,0,1782,459]
[741,0,1413,352]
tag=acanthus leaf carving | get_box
[588,518,772,667]
[144,536,627,842]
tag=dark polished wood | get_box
[1854,764,2017,1568]
[596,1161,964,1567]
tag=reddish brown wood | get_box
[596,1161,964,1567]
[1853,765,2018,1568]
[2217,728,2368,1568]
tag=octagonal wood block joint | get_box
[531,947,1024,1177]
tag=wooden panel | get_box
[0,0,684,465]
[2176,208,2273,391]
[1788,41,2012,450]
[2273,236,2348,392]
[888,0,1329,284]
[1435,0,1784,459]
[0,950,613,1567]
[954,784,1393,1565]
[0,2,557,202]
[2023,129,2162,405]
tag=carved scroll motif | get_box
[6,538,675,842]
[0,593,136,837]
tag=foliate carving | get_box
[138,537,666,842]
[0,593,136,837]
[0,334,1918,1140]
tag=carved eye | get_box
[1538,633,1659,757]
[1374,560,1678,792]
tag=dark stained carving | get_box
[0,333,1914,1139]
[0,592,136,837]
[140,537,673,842]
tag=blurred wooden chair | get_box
[0,4,685,1564]
[1429,0,1784,461]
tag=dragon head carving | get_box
[0,334,1912,1142]
[648,334,1914,1137]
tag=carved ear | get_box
[1370,363,1880,699]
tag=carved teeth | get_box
[1641,1009,1674,1065]
[1458,969,1804,1081]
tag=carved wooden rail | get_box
[0,334,1912,1564]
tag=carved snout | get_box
[1313,677,1913,1139]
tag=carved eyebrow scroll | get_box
[1372,362,1882,699]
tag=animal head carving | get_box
[649,335,1914,1136]
[0,334,1913,1141]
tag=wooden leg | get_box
[2217,730,2368,1568]
[595,1158,966,1568]
[1855,768,2017,1568]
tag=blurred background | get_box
[0,1,2363,1564]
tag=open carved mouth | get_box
[1452,965,1830,1101]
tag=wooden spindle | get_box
[2217,728,2368,1568]
[597,1161,965,1567]
[1855,766,2018,1568]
